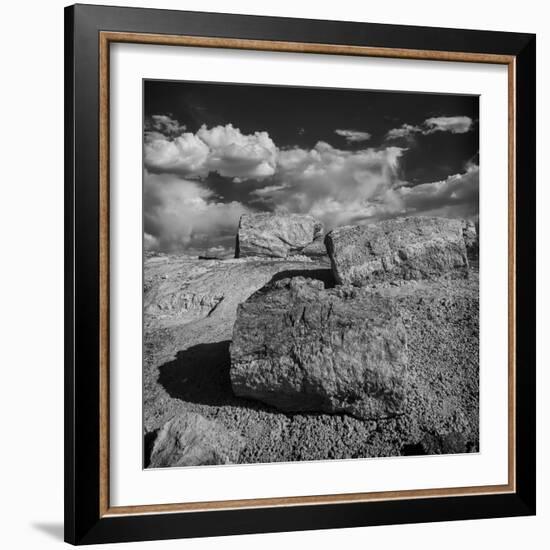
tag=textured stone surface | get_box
[235,213,324,258]
[325,217,469,286]
[149,412,244,467]
[230,277,408,419]
[143,254,332,330]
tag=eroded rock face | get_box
[230,277,408,419]
[325,217,469,287]
[149,412,244,468]
[235,213,324,258]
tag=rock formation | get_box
[148,412,244,468]
[145,214,479,467]
[230,277,409,419]
[235,213,324,258]
[325,217,469,287]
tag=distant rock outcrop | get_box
[230,277,409,419]
[149,412,244,468]
[235,213,324,258]
[325,217,469,287]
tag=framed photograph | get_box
[64,4,536,545]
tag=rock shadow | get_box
[157,340,290,413]
[269,268,335,289]
[401,432,476,456]
[143,429,158,468]
[158,341,234,407]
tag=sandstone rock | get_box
[230,277,408,419]
[235,213,323,258]
[149,412,244,468]
[325,217,469,286]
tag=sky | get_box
[143,80,479,255]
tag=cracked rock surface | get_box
[325,217,470,286]
[235,212,324,259]
[230,277,409,419]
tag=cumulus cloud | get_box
[145,132,210,177]
[334,129,372,142]
[395,163,479,218]
[252,142,478,228]
[143,114,478,253]
[197,124,277,180]
[144,171,249,252]
[256,141,405,228]
[423,116,473,134]
[386,123,421,140]
[386,116,473,140]
[144,123,277,181]
[144,114,187,139]
[250,183,290,201]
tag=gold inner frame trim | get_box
[98,31,517,518]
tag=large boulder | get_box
[230,277,408,419]
[235,213,324,258]
[325,217,469,287]
[149,412,244,468]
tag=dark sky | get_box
[143,80,479,255]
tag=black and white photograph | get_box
[142,80,480,469]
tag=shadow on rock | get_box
[268,268,335,289]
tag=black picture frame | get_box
[65,3,536,545]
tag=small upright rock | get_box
[461,219,479,261]
[325,217,469,287]
[300,237,329,262]
[235,213,323,258]
[230,277,408,419]
[149,412,244,468]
